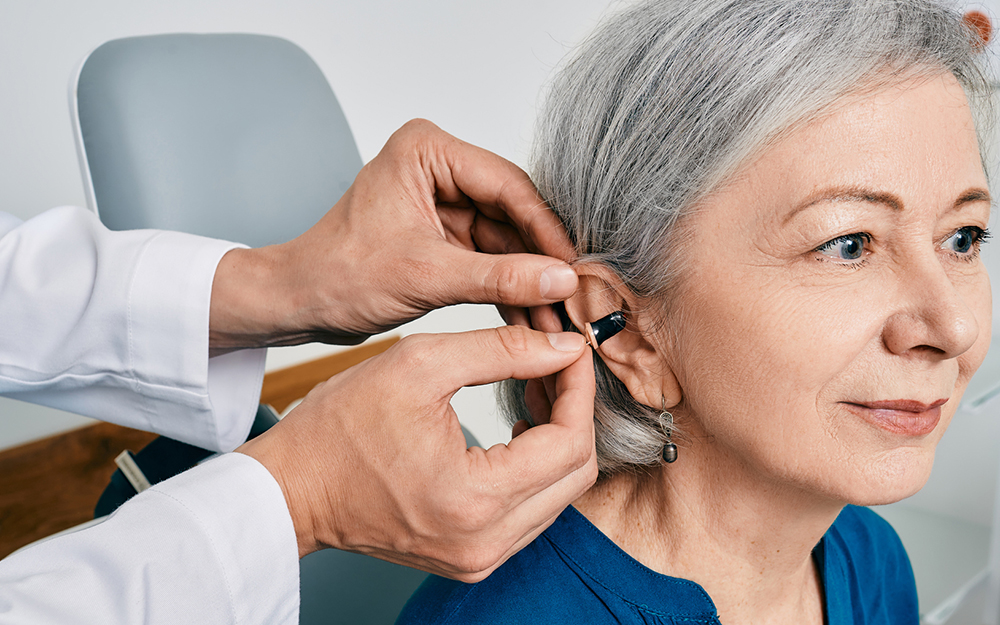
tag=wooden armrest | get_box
[260,335,399,413]
[0,422,158,558]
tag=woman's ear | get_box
[563,264,682,410]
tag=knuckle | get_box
[450,544,504,579]
[493,325,533,359]
[393,334,435,370]
[454,570,490,584]
[391,119,452,162]
[402,117,435,133]
[566,445,600,490]
[583,456,600,484]
[485,261,527,305]
[570,441,600,486]
[382,119,438,166]
[570,435,597,471]
[393,118,436,145]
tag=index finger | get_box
[427,126,577,262]
[477,348,597,501]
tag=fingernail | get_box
[539,265,577,299]
[548,332,585,352]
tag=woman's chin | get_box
[833,446,938,507]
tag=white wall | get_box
[0,0,613,450]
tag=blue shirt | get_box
[397,505,917,624]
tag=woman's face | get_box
[665,74,992,505]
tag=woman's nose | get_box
[881,257,980,360]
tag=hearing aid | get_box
[583,310,627,348]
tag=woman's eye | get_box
[814,233,870,262]
[942,226,989,256]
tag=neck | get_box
[574,442,843,624]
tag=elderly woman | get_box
[398,0,992,622]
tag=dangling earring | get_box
[661,396,677,464]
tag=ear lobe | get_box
[564,265,683,410]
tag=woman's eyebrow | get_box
[784,187,902,224]
[784,186,991,224]
[954,187,992,209]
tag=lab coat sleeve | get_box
[0,207,266,451]
[0,453,300,624]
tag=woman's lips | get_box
[843,399,947,436]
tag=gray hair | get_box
[500,0,992,474]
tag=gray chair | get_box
[71,33,452,624]
[71,33,360,245]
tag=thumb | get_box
[432,247,579,309]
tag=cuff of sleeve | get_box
[128,232,263,450]
[150,453,300,623]
[208,348,267,451]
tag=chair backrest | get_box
[71,33,362,247]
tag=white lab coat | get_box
[0,207,299,623]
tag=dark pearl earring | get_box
[662,440,678,464]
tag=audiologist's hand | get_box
[237,326,597,581]
[209,119,577,353]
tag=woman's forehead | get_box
[725,74,986,220]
